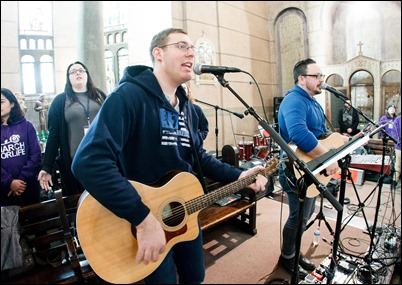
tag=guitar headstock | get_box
[263,156,279,177]
[361,123,375,134]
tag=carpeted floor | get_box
[202,179,401,284]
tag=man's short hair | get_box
[149,28,188,64]
[293,58,316,84]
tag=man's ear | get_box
[153,47,162,63]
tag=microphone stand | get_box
[214,73,342,284]
[195,98,244,159]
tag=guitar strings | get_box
[155,177,257,226]
[154,158,279,226]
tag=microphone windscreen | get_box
[193,64,202,75]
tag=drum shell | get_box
[238,141,253,161]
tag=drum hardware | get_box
[234,133,254,137]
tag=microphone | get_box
[233,112,244,119]
[320,83,348,99]
[193,63,242,75]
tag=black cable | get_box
[241,70,269,122]
[265,277,289,284]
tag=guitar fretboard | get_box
[185,157,278,214]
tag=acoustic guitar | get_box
[76,156,279,284]
[285,131,372,198]
[285,123,376,198]
[286,132,346,198]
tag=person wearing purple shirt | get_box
[393,115,401,188]
[379,104,397,140]
[1,88,42,206]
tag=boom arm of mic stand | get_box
[214,74,342,211]
[195,99,244,119]
[194,98,219,158]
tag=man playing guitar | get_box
[276,58,350,279]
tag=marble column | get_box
[77,1,107,92]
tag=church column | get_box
[77,1,107,92]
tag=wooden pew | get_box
[0,190,96,284]
[199,188,257,235]
[197,149,280,236]
[56,191,97,283]
[367,138,394,155]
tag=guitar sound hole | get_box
[162,202,185,227]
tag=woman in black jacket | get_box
[38,61,106,196]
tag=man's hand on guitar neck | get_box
[238,166,268,192]
[135,212,166,265]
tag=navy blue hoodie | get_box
[72,66,242,226]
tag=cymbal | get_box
[234,133,255,137]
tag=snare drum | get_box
[238,141,253,161]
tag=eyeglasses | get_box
[302,73,325,79]
[69,69,87,75]
[159,41,195,53]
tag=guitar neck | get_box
[185,172,260,214]
[185,157,278,214]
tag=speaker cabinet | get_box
[222,144,239,168]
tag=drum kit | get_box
[235,131,272,162]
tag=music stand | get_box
[300,129,376,283]
[337,134,391,237]
[299,126,382,284]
